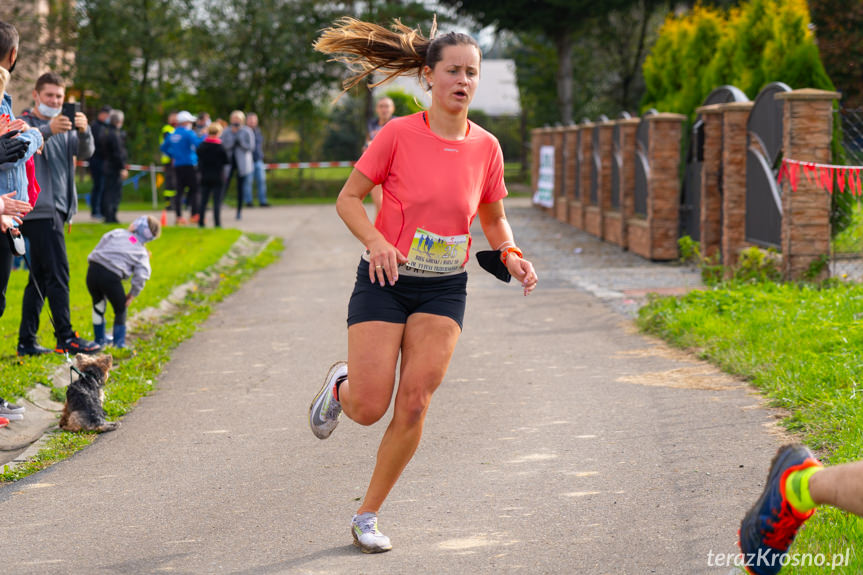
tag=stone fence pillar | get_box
[776,89,841,281]
[719,101,754,272]
[605,118,639,247]
[568,124,587,229]
[585,119,613,239]
[579,121,596,233]
[563,124,579,225]
[552,127,568,222]
[647,113,686,260]
[530,128,542,201]
[695,104,724,260]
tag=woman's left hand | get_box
[505,255,538,296]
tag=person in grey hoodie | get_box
[17,72,100,357]
[86,215,161,348]
[221,110,254,220]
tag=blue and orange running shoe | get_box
[739,444,822,575]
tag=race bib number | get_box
[406,228,469,273]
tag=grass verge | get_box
[1,227,283,483]
[638,280,863,572]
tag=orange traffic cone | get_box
[160,210,167,227]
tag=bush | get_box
[642,0,835,118]
[734,246,782,283]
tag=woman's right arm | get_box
[336,169,407,286]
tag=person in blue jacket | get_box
[160,110,203,225]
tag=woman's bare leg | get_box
[810,460,863,516]
[357,313,461,515]
[341,321,404,425]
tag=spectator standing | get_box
[246,112,269,207]
[160,111,177,213]
[88,105,111,219]
[221,110,254,220]
[364,97,395,214]
[0,20,43,322]
[194,112,211,138]
[86,215,160,348]
[160,110,203,224]
[197,123,229,228]
[100,110,128,224]
[17,73,100,356]
[0,27,38,424]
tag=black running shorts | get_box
[347,259,468,330]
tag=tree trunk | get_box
[621,0,650,111]
[554,31,574,125]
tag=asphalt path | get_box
[0,201,786,574]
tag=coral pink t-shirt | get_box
[355,112,508,264]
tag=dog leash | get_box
[19,245,59,338]
[69,363,84,385]
[13,236,70,361]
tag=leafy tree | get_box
[810,0,863,107]
[439,0,645,125]
[0,2,77,90]
[185,0,338,161]
[642,0,835,118]
[75,0,195,160]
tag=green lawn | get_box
[2,223,282,481]
[638,281,863,572]
[2,224,240,405]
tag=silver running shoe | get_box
[0,398,24,421]
[309,361,346,439]
[351,512,392,553]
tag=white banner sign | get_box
[533,145,555,208]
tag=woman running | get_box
[309,17,538,553]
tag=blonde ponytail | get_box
[314,16,438,92]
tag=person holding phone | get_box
[16,71,100,357]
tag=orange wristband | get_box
[500,246,523,264]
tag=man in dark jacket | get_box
[17,72,101,356]
[88,105,111,219]
[100,109,128,224]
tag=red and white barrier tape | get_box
[76,160,355,171]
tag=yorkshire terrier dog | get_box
[59,354,119,433]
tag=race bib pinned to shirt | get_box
[406,228,469,273]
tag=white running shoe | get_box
[351,512,392,553]
[308,361,346,439]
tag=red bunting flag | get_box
[789,161,799,192]
[777,162,788,188]
[819,166,829,193]
[780,158,863,195]
[804,162,815,184]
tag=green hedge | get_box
[642,0,834,118]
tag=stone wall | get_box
[719,102,754,272]
[696,105,723,260]
[568,127,586,229]
[529,91,839,271]
[777,89,840,281]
